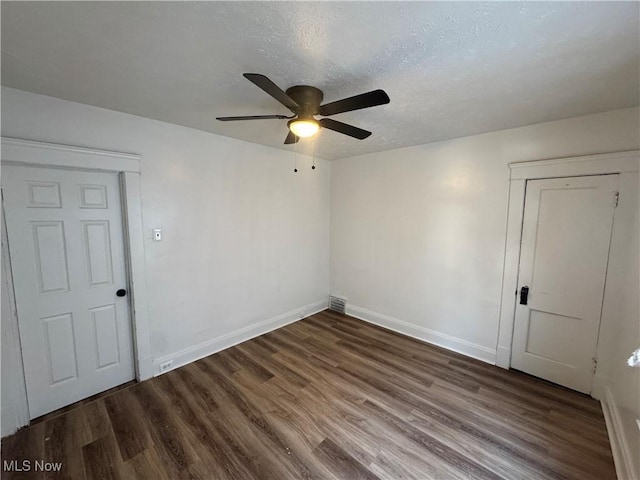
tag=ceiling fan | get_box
[216,73,390,144]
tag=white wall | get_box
[609,196,639,479]
[330,107,640,362]
[597,171,639,479]
[1,87,330,434]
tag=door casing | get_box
[496,150,639,397]
[1,137,153,431]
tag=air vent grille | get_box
[329,296,346,314]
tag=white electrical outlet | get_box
[159,360,173,373]
[153,228,162,241]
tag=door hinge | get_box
[592,356,598,374]
[614,191,619,208]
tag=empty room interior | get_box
[1,2,639,479]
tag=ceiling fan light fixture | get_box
[288,117,319,138]
[217,74,389,144]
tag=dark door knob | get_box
[116,289,127,297]
[519,286,529,305]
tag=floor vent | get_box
[329,296,346,314]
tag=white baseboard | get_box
[152,299,328,376]
[345,304,496,365]
[601,385,637,480]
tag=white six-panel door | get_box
[511,175,617,394]
[2,165,134,418]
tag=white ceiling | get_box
[2,2,639,160]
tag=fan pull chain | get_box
[293,139,298,173]
[311,135,317,170]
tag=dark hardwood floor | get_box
[1,311,616,479]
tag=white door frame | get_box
[1,200,30,433]
[1,138,153,397]
[496,150,640,376]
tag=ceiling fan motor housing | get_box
[286,86,324,116]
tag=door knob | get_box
[519,286,529,305]
[116,289,127,297]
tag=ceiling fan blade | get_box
[243,73,299,111]
[319,118,371,140]
[319,89,390,116]
[216,114,292,121]
[284,131,300,144]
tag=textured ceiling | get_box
[2,2,639,160]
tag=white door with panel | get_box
[511,175,617,394]
[2,165,135,418]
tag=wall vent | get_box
[329,296,346,314]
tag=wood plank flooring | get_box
[1,311,616,479]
